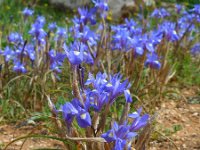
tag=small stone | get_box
[49,0,135,18]
[15,141,23,146]
[192,112,198,116]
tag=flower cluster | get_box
[60,71,149,149]
[102,108,149,149]
[0,1,200,149]
[0,8,68,73]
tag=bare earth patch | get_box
[150,87,200,150]
[0,124,65,150]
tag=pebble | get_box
[15,141,23,146]
[191,112,199,116]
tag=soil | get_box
[150,87,200,150]
[0,87,200,150]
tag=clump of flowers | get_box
[0,0,200,149]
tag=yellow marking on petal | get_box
[81,113,86,119]
[107,83,112,87]
[126,90,130,94]
[108,132,113,137]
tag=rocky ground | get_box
[0,87,199,150]
[150,87,200,150]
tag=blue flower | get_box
[13,61,26,73]
[190,4,200,15]
[63,42,94,65]
[102,108,149,149]
[128,108,142,119]
[92,0,108,18]
[55,27,67,40]
[29,22,47,41]
[35,16,46,26]
[191,43,200,56]
[74,25,97,46]
[158,21,179,42]
[85,72,108,89]
[25,44,35,61]
[22,7,34,18]
[85,72,130,106]
[124,18,137,35]
[129,109,149,131]
[48,49,66,72]
[102,122,137,150]
[63,42,84,65]
[92,0,109,13]
[84,72,110,111]
[128,33,156,56]
[112,26,132,52]
[175,4,183,13]
[151,8,170,18]
[8,32,23,44]
[150,30,163,46]
[108,74,130,104]
[2,46,14,62]
[145,53,161,69]
[85,88,108,112]
[78,7,96,25]
[48,22,57,32]
[124,89,132,103]
[61,98,91,128]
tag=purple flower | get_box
[14,45,24,58]
[48,49,66,72]
[2,46,14,62]
[128,108,142,119]
[63,42,94,65]
[145,53,161,69]
[29,22,47,41]
[85,72,130,106]
[85,88,109,112]
[124,18,137,35]
[128,33,156,57]
[108,74,130,104]
[35,16,46,26]
[175,4,183,13]
[102,108,149,149]
[151,8,170,18]
[48,22,57,32]
[92,0,109,13]
[22,7,34,18]
[129,109,149,131]
[74,25,97,46]
[8,32,23,44]
[112,26,132,51]
[61,98,91,128]
[78,7,96,25]
[191,43,200,56]
[55,27,67,40]
[158,21,179,42]
[63,42,84,65]
[150,30,163,46]
[124,89,132,103]
[25,44,35,61]
[84,72,109,111]
[13,61,26,73]
[85,72,108,88]
[190,4,200,15]
[102,122,137,150]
